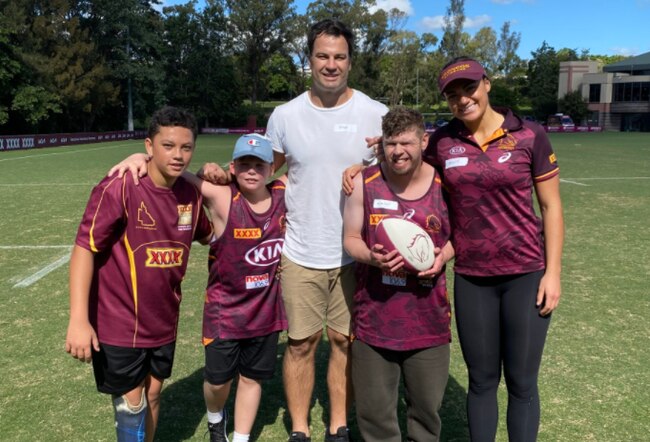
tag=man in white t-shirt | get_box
[266,19,387,442]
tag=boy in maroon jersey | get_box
[108,134,288,442]
[184,134,287,442]
[65,106,212,442]
[343,107,454,441]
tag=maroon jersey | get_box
[353,165,451,351]
[75,174,211,348]
[426,108,559,277]
[202,180,287,342]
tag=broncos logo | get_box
[406,233,432,264]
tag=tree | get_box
[496,21,521,78]
[439,0,465,61]
[77,0,166,130]
[465,27,497,74]
[558,90,589,124]
[225,0,296,105]
[161,0,242,127]
[527,41,560,121]
[380,30,421,105]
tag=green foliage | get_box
[527,41,560,121]
[439,0,465,60]
[558,90,589,124]
[11,85,62,125]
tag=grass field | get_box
[1,132,649,441]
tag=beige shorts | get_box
[280,254,356,340]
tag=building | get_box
[558,52,650,131]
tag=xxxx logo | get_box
[369,214,389,225]
[234,228,262,239]
[146,248,184,268]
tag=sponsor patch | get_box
[245,239,284,266]
[373,199,399,210]
[449,145,466,155]
[137,202,156,230]
[234,228,262,239]
[146,248,184,268]
[334,124,358,133]
[549,153,557,164]
[498,152,512,163]
[382,270,407,287]
[245,273,270,289]
[177,204,193,231]
[369,214,389,225]
[445,157,468,169]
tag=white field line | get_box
[562,177,650,181]
[0,142,141,163]
[0,183,94,187]
[0,245,71,249]
[13,253,71,288]
[560,179,590,186]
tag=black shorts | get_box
[204,332,280,385]
[92,342,176,396]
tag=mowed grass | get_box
[0,132,649,441]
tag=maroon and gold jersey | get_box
[202,180,287,343]
[75,174,211,348]
[426,108,559,277]
[353,165,451,351]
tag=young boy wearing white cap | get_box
[190,134,288,442]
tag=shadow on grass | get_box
[156,338,469,441]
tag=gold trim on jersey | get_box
[364,170,381,184]
[124,235,139,347]
[89,176,122,253]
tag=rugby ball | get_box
[375,217,435,273]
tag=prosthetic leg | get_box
[112,389,147,442]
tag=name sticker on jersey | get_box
[245,239,284,266]
[334,124,358,133]
[382,270,407,287]
[245,273,270,289]
[445,157,468,169]
[234,228,262,239]
[146,248,184,268]
[369,214,389,225]
[373,199,399,210]
[177,204,193,231]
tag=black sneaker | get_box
[324,426,351,442]
[207,409,229,442]
[288,431,312,442]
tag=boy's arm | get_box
[65,245,99,363]
[182,171,231,239]
[107,153,151,185]
[343,174,403,272]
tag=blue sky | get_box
[163,0,650,59]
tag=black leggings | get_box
[454,271,550,442]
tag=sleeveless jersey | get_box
[202,180,288,342]
[75,174,212,348]
[353,165,452,351]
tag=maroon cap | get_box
[438,60,487,93]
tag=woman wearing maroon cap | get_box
[428,57,564,441]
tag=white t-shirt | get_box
[266,90,388,268]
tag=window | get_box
[613,82,650,102]
[589,84,601,102]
